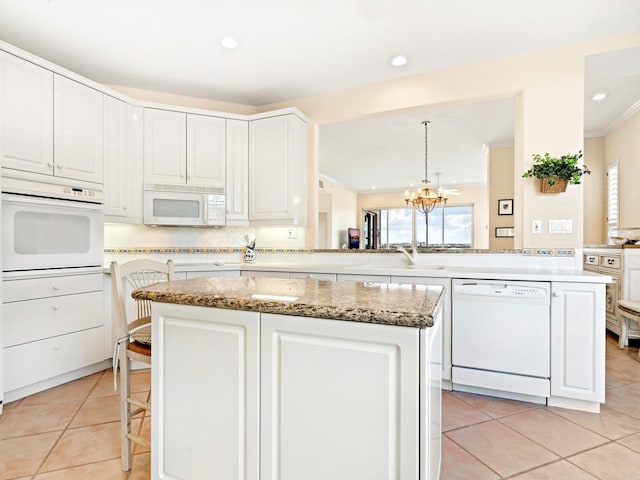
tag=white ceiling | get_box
[1,0,640,192]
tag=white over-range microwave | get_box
[143,184,226,227]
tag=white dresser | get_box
[584,246,640,344]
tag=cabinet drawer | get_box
[584,255,599,266]
[186,270,241,279]
[4,291,103,347]
[3,273,103,303]
[240,270,289,279]
[600,256,621,269]
[288,272,337,281]
[4,326,105,392]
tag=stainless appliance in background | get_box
[452,279,551,403]
[1,175,104,273]
[143,184,225,227]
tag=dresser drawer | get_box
[3,326,105,392]
[584,255,599,266]
[3,273,103,303]
[3,291,103,347]
[600,255,621,269]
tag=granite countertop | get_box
[132,276,443,328]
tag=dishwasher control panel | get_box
[454,281,550,300]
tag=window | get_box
[607,159,619,237]
[376,205,473,248]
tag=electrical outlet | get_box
[532,220,542,234]
[287,228,297,239]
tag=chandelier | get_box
[404,121,447,214]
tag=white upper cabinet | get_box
[225,118,249,224]
[53,75,104,184]
[187,114,225,186]
[144,108,226,187]
[249,114,307,225]
[103,96,143,221]
[0,50,54,175]
[143,108,186,185]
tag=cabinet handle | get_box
[53,305,60,310]
[53,345,61,351]
[47,162,55,168]
[552,292,560,297]
[56,163,63,169]
[307,274,314,279]
[52,285,60,291]
[607,259,614,265]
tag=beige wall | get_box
[489,146,515,249]
[317,176,358,249]
[357,186,489,248]
[605,108,640,229]
[583,137,606,244]
[260,32,640,249]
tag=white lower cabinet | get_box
[151,304,260,480]
[392,276,452,386]
[151,303,442,480]
[2,273,106,398]
[549,281,605,409]
[261,313,419,480]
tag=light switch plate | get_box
[549,219,573,233]
[532,220,542,234]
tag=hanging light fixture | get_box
[405,121,447,214]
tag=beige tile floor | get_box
[0,333,638,479]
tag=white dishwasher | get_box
[452,279,551,403]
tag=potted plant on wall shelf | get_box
[522,150,590,193]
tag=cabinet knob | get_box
[53,305,60,310]
[47,162,55,168]
[56,163,63,169]
[53,345,61,351]
[52,285,60,291]
[552,292,560,297]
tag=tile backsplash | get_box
[104,224,307,249]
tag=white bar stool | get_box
[618,299,640,360]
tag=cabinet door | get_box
[550,282,605,403]
[226,119,249,224]
[261,313,419,480]
[53,75,104,183]
[249,114,307,225]
[0,50,54,175]
[143,108,186,185]
[103,97,143,220]
[151,304,259,480]
[186,114,225,186]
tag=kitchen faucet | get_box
[396,244,418,266]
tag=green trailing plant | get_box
[522,150,590,186]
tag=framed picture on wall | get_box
[498,199,513,215]
[495,227,514,238]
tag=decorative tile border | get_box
[521,248,575,257]
[104,247,314,254]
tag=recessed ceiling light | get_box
[221,36,239,49]
[390,55,408,67]
[592,92,608,101]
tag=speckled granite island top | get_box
[132,276,443,328]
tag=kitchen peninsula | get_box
[133,276,444,480]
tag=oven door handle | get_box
[1,193,103,211]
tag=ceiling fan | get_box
[435,173,462,196]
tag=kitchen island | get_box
[133,276,444,480]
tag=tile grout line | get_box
[31,370,107,477]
